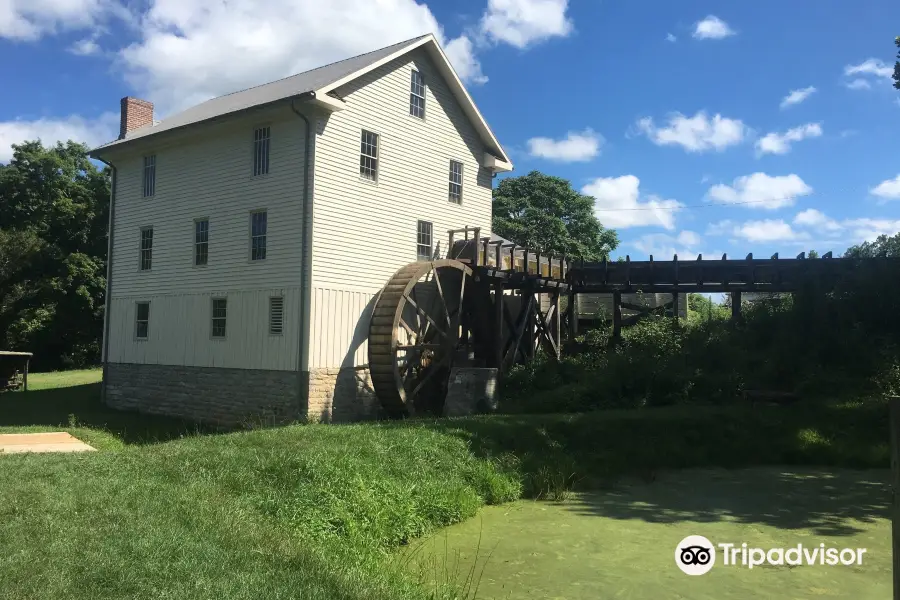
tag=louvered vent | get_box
[269,296,284,335]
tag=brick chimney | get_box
[119,97,154,139]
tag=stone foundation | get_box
[104,363,302,426]
[307,366,380,423]
[104,363,381,426]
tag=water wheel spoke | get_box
[431,267,453,331]
[407,352,452,400]
[399,317,417,343]
[404,295,448,340]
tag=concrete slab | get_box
[0,432,95,454]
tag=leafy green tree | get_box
[492,171,618,260]
[894,36,899,90]
[0,141,109,369]
[688,293,729,323]
[844,232,900,258]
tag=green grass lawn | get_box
[0,369,893,599]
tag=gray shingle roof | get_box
[93,34,432,151]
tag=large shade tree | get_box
[0,140,109,369]
[894,36,899,90]
[492,171,618,261]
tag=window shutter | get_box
[269,296,284,335]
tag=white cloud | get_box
[791,210,900,244]
[631,230,703,259]
[844,218,900,242]
[635,111,747,153]
[793,209,842,232]
[692,15,735,40]
[118,1,498,114]
[780,86,816,109]
[708,219,809,243]
[479,0,572,49]
[871,175,900,202]
[845,59,893,79]
[526,128,602,162]
[666,33,676,43]
[845,78,872,90]
[68,37,101,56]
[843,59,893,92]
[0,0,113,41]
[707,173,813,209]
[583,175,682,230]
[755,123,823,156]
[0,113,118,163]
[444,36,487,84]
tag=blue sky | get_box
[1,0,899,259]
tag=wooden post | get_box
[568,289,578,339]
[23,357,29,392]
[525,285,536,361]
[731,291,742,321]
[672,292,680,321]
[890,396,900,600]
[494,283,505,369]
[550,290,561,359]
[612,290,622,341]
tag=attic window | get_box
[409,69,425,118]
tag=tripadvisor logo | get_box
[675,536,867,575]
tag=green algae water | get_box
[406,468,891,599]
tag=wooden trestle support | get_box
[367,228,889,417]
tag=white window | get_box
[359,130,379,181]
[135,302,150,339]
[194,219,209,266]
[269,296,284,335]
[251,210,267,261]
[417,220,433,261]
[143,155,156,197]
[410,69,425,118]
[449,160,463,203]
[211,298,227,338]
[253,127,270,176]
[139,227,153,271]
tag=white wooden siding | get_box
[108,105,307,297]
[104,104,309,369]
[309,47,494,368]
[107,288,300,370]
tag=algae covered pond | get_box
[407,468,891,599]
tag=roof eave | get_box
[89,92,320,158]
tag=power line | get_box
[593,196,806,212]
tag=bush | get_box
[501,255,900,413]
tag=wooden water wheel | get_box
[368,260,473,418]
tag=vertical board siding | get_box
[309,288,375,369]
[108,288,300,370]
[108,105,307,297]
[310,47,495,367]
